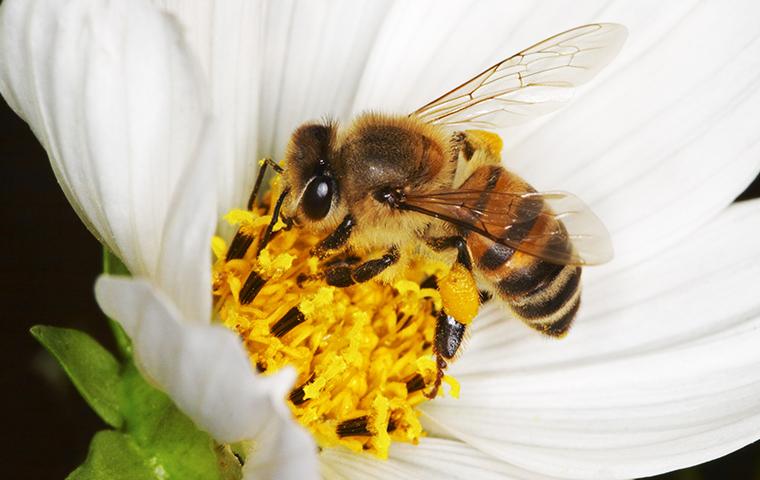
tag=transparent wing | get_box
[403,189,613,266]
[411,23,627,129]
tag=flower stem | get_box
[102,247,132,359]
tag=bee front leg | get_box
[323,246,400,287]
[312,214,356,259]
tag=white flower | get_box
[2,0,760,479]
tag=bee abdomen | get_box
[460,163,584,336]
[472,242,583,336]
[504,264,581,337]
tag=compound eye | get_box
[302,176,333,220]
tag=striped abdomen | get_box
[461,165,581,337]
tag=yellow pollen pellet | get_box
[437,263,479,325]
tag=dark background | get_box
[2,97,760,479]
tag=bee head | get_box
[282,121,346,232]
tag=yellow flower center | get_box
[211,200,460,458]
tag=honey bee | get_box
[230,24,625,397]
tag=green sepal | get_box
[66,431,158,480]
[45,247,243,479]
[116,363,234,480]
[68,429,242,480]
[30,326,123,428]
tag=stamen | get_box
[336,416,371,437]
[271,306,306,337]
[289,374,315,406]
[226,231,255,261]
[405,373,426,393]
[239,271,267,305]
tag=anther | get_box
[289,374,315,406]
[239,271,267,305]
[336,416,371,437]
[405,373,426,394]
[226,231,254,261]
[387,418,398,433]
[396,313,413,331]
[270,306,306,338]
[256,360,267,373]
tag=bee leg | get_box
[450,131,474,162]
[424,235,478,390]
[312,214,356,259]
[426,235,473,270]
[426,311,467,399]
[298,254,360,286]
[323,246,400,287]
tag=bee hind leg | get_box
[426,311,467,399]
[425,235,472,270]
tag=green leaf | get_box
[117,363,235,480]
[65,360,241,479]
[67,431,158,480]
[102,248,133,358]
[30,326,123,428]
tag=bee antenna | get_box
[257,187,290,254]
[247,158,285,210]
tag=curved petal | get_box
[243,413,319,480]
[351,0,607,114]
[153,124,216,323]
[506,1,760,270]
[321,438,560,480]
[423,200,760,479]
[151,0,265,232]
[94,276,313,449]
[257,0,394,162]
[153,0,396,232]
[0,0,212,283]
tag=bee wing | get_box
[411,23,627,129]
[403,189,613,266]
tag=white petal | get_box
[153,124,217,323]
[257,0,394,162]
[423,200,760,478]
[243,413,319,480]
[321,437,560,480]
[352,0,626,115]
[94,276,308,446]
[151,0,265,233]
[506,1,760,269]
[0,0,213,283]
